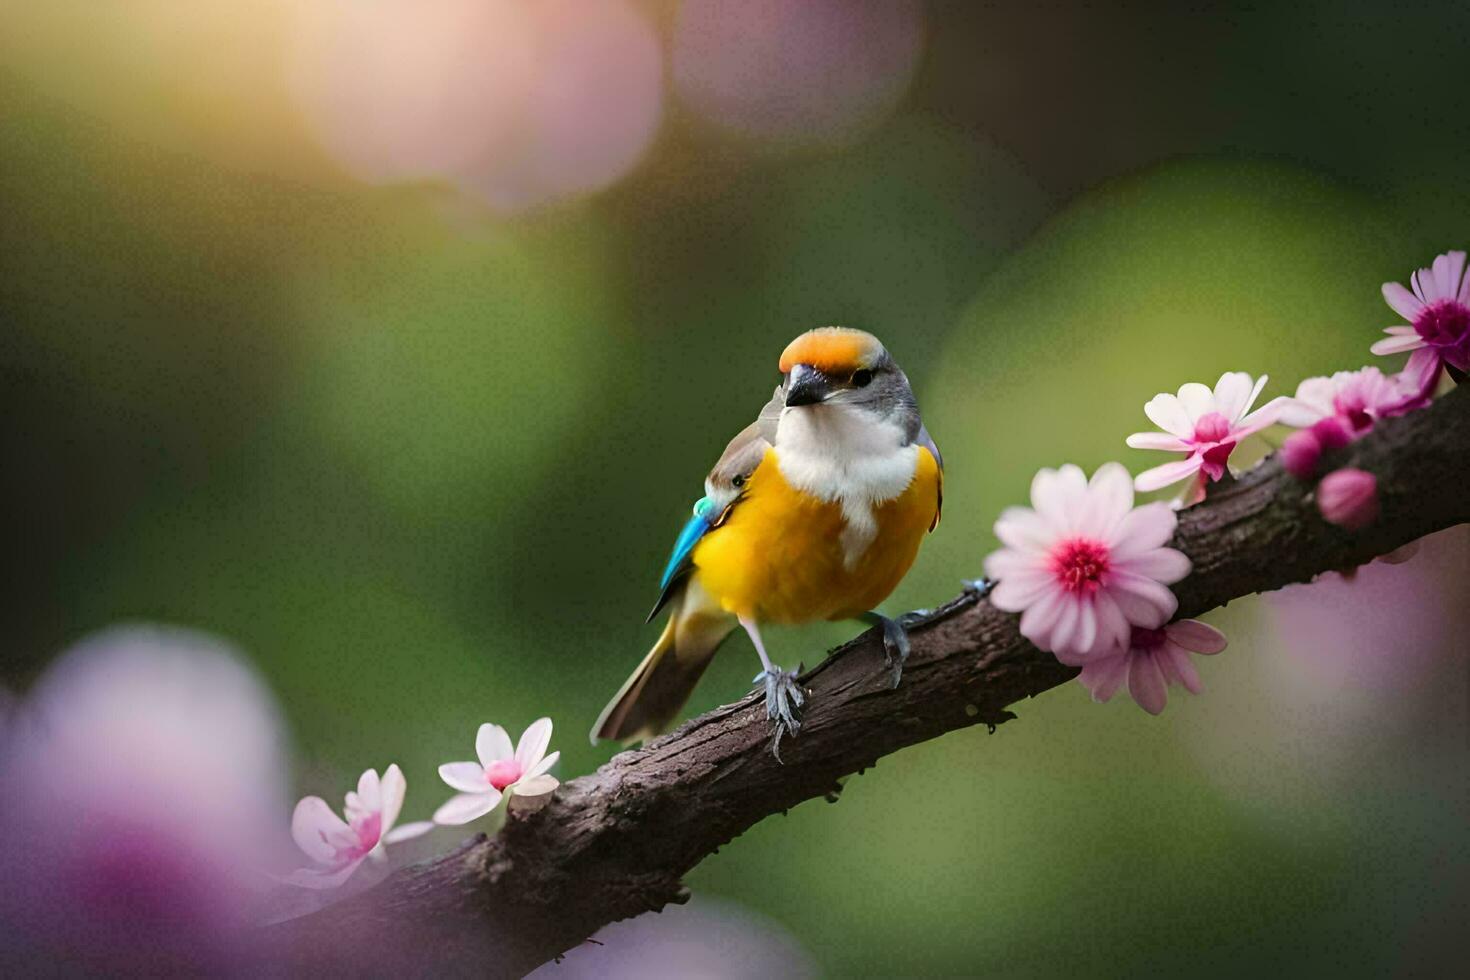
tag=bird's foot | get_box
[862,612,910,689]
[753,664,805,741]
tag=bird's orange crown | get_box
[778,327,884,375]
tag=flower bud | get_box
[1317,467,1379,530]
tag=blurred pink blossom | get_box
[1371,249,1470,398]
[985,463,1190,664]
[1077,620,1227,715]
[1279,366,1401,434]
[0,626,289,972]
[282,766,431,890]
[673,0,925,148]
[530,896,817,979]
[1317,467,1379,530]
[433,718,560,826]
[457,0,663,212]
[1127,371,1282,496]
[288,0,662,211]
[287,0,537,184]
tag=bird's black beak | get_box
[784,364,831,407]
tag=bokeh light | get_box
[0,627,290,972]
[673,0,925,148]
[288,0,662,211]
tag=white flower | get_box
[1126,371,1281,493]
[432,718,560,826]
[283,765,432,889]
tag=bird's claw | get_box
[860,612,911,689]
[753,665,805,742]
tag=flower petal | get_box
[1175,382,1215,423]
[1114,546,1191,584]
[476,723,514,767]
[515,717,554,771]
[1382,281,1425,322]
[1211,372,1255,422]
[379,764,406,833]
[354,768,382,816]
[1371,334,1424,356]
[1165,619,1227,654]
[527,750,561,779]
[1143,393,1192,438]
[1049,594,1083,657]
[1091,590,1131,656]
[432,791,501,826]
[1052,593,1087,664]
[1018,587,1066,650]
[1162,643,1204,694]
[1108,501,1178,557]
[291,796,350,864]
[984,545,1046,580]
[1081,462,1134,537]
[1106,571,1179,628]
[1127,651,1168,714]
[1032,465,1087,530]
[1431,251,1464,302]
[1126,431,1190,451]
[1236,395,1284,435]
[1078,653,1129,703]
[512,774,559,797]
[439,761,489,793]
[988,569,1055,612]
[383,820,435,844]
[1134,456,1202,493]
[992,506,1054,554]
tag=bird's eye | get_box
[852,369,874,387]
[732,474,746,488]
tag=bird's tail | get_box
[591,582,734,744]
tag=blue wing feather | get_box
[659,497,717,590]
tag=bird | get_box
[591,327,942,749]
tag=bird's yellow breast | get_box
[691,446,940,623]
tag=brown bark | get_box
[270,384,1470,978]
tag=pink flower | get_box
[283,765,432,890]
[1316,467,1379,530]
[1371,250,1470,391]
[1126,372,1281,493]
[985,463,1191,664]
[1278,366,1401,434]
[1076,620,1227,715]
[432,718,560,826]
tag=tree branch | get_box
[271,384,1470,977]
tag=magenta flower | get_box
[985,463,1191,664]
[1371,250,1469,396]
[1316,467,1379,530]
[282,765,432,890]
[1076,620,1227,715]
[432,718,560,826]
[1126,372,1281,495]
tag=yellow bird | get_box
[592,327,942,745]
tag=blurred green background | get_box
[3,1,1467,975]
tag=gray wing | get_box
[914,423,943,471]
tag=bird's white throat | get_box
[774,403,919,566]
